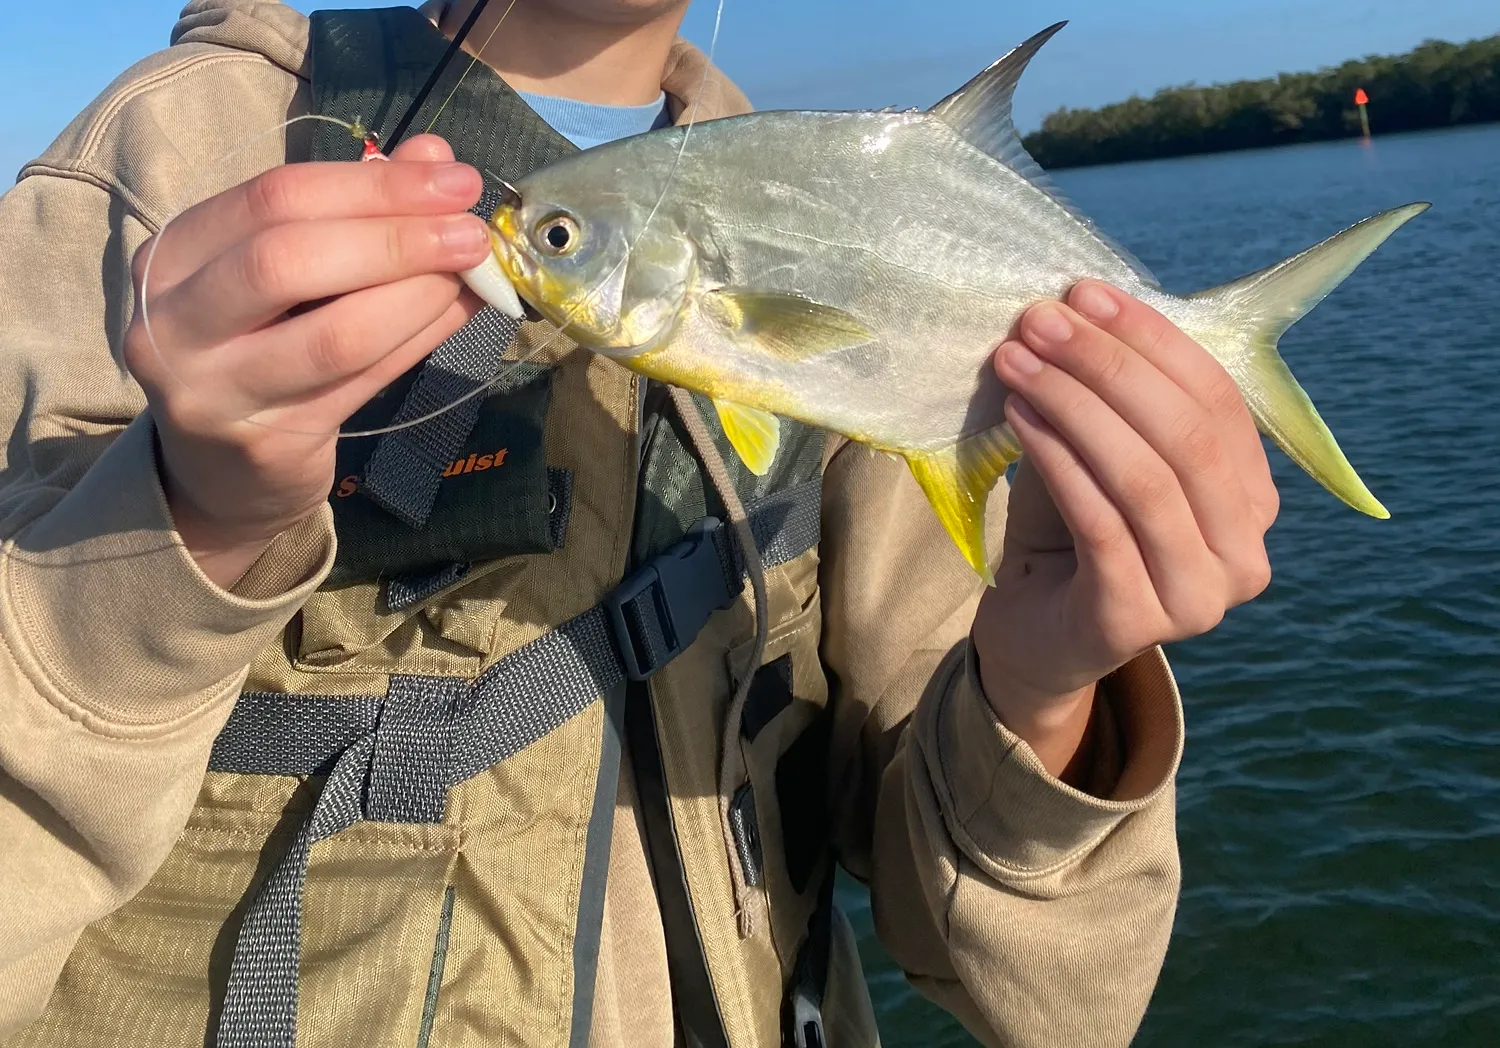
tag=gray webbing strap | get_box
[568,683,624,1048]
[208,481,822,1048]
[356,191,522,528]
[384,562,472,614]
[209,696,379,777]
[215,736,374,1048]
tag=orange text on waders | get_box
[335,448,511,497]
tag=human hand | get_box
[122,134,489,587]
[973,280,1279,778]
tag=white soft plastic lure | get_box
[463,248,526,319]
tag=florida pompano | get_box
[462,22,1427,583]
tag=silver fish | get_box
[465,22,1427,582]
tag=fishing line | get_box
[386,0,504,151]
[137,0,726,441]
[418,0,522,140]
[430,0,727,399]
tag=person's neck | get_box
[439,0,689,105]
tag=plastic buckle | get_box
[604,517,735,681]
[788,987,825,1048]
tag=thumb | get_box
[1003,456,1074,555]
[388,132,457,163]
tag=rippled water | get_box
[843,123,1500,1046]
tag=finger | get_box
[1068,281,1278,528]
[996,336,1225,625]
[150,212,490,350]
[388,133,456,163]
[1002,394,1159,625]
[210,273,470,407]
[136,155,482,294]
[1001,455,1073,556]
[1016,300,1264,570]
[315,291,483,422]
[256,290,483,429]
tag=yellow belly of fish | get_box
[624,343,1017,586]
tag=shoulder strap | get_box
[209,482,822,1048]
[307,6,575,196]
[307,7,578,530]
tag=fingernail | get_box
[1008,395,1042,427]
[1002,341,1045,376]
[1024,304,1073,347]
[430,163,477,197]
[1072,282,1119,321]
[440,215,488,251]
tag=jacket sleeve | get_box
[0,169,335,1037]
[819,438,1184,1048]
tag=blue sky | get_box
[1,0,1496,181]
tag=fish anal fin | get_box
[714,398,781,476]
[902,426,1022,586]
[701,288,873,360]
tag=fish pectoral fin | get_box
[902,426,1022,587]
[701,288,874,360]
[714,398,781,476]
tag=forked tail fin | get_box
[1189,202,1430,519]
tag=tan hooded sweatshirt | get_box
[0,2,1185,1045]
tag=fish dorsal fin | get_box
[713,398,781,476]
[928,22,1068,178]
[928,23,1159,286]
[901,425,1023,586]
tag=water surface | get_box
[843,123,1500,1047]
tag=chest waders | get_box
[7,10,839,1048]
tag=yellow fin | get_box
[701,288,873,360]
[1188,203,1427,520]
[1242,350,1389,518]
[903,426,1022,586]
[714,398,781,476]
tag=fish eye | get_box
[535,213,581,256]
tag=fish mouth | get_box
[489,207,544,309]
[487,206,672,357]
[489,206,603,340]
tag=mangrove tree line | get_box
[1022,32,1500,169]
